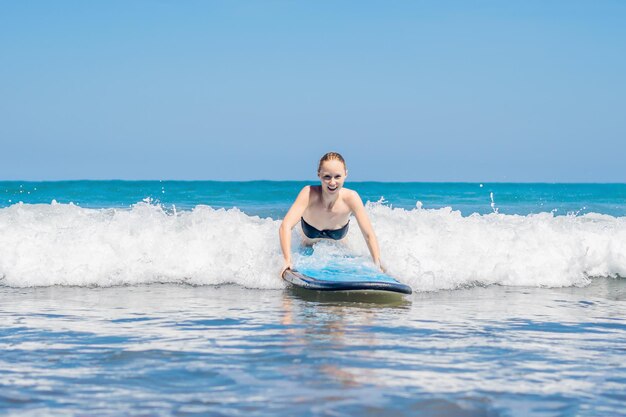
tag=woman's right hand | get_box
[279,186,311,280]
[280,262,292,278]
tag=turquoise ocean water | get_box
[3,180,626,216]
[1,181,625,416]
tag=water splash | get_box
[0,201,625,290]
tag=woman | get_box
[279,152,383,277]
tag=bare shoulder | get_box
[297,185,321,204]
[308,185,322,198]
[295,185,312,202]
[341,188,363,207]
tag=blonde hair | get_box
[317,152,346,174]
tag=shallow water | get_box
[1,181,625,415]
[2,279,625,417]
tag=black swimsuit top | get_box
[301,217,349,240]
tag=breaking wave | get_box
[0,201,624,291]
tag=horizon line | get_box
[1,179,625,185]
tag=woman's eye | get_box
[323,176,331,180]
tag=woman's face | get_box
[318,160,347,195]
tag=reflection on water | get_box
[281,290,390,390]
[1,279,625,416]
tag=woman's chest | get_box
[304,201,351,229]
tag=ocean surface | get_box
[1,181,625,416]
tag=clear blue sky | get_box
[1,1,625,182]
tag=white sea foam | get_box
[0,201,624,290]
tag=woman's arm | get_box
[279,186,311,276]
[346,190,383,270]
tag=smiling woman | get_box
[278,152,383,277]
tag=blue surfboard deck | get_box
[283,266,412,295]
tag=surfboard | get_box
[282,267,412,295]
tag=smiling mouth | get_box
[327,186,338,191]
